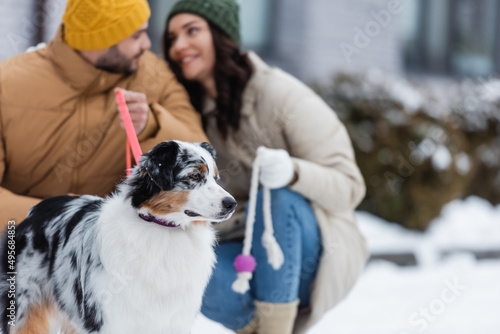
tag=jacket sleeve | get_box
[0,70,41,231]
[282,88,366,214]
[0,188,41,231]
[137,59,208,153]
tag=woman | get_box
[164,1,369,333]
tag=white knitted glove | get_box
[256,147,295,189]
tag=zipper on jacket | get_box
[71,72,104,194]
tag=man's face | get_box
[94,21,151,75]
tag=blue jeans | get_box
[201,188,322,330]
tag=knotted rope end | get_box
[262,232,284,270]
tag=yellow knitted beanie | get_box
[63,0,151,50]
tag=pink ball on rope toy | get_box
[234,254,256,273]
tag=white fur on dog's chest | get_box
[97,201,217,334]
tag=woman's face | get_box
[168,13,216,84]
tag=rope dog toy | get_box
[232,149,285,294]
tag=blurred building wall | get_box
[264,0,307,80]
[44,0,67,41]
[0,0,65,60]
[1,0,498,83]
[0,0,405,83]
[0,0,35,60]
[269,0,404,83]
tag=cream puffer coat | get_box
[203,52,369,333]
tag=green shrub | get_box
[315,71,499,230]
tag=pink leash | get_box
[115,90,143,177]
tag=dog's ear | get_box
[143,141,179,191]
[200,142,216,159]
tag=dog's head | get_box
[125,141,236,228]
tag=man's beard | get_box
[94,45,143,75]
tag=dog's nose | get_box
[222,197,237,212]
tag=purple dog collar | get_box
[139,213,179,228]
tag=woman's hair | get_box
[163,22,253,139]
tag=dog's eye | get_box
[189,174,201,181]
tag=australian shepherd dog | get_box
[0,140,236,334]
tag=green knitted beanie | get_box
[168,0,241,45]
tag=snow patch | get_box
[432,145,452,171]
[455,153,471,176]
[357,196,500,256]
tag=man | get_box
[0,0,207,230]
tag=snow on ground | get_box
[193,196,500,333]
[308,256,500,334]
[357,196,500,266]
